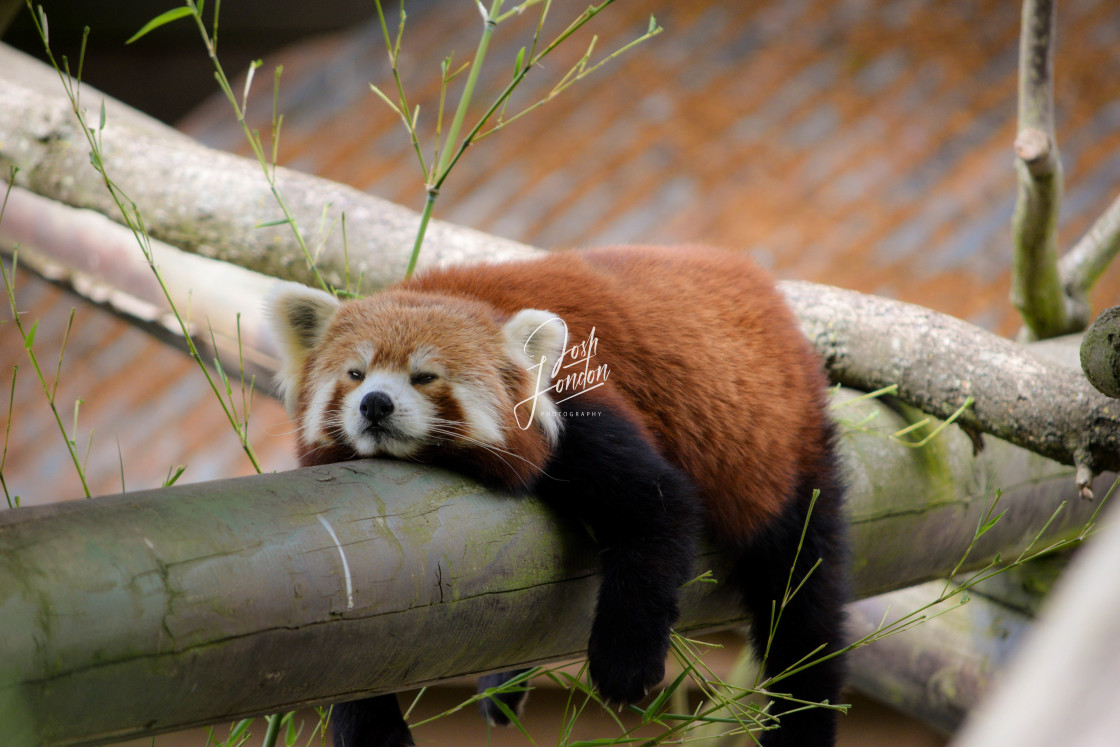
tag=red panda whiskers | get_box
[424,413,556,480]
[424,425,543,490]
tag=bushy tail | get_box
[733,436,848,747]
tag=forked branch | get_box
[1010,0,1071,340]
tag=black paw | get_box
[589,651,665,707]
[587,625,669,706]
[331,695,414,747]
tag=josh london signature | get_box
[514,320,610,430]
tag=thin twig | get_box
[1058,190,1120,326]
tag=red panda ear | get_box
[503,309,568,377]
[263,282,340,411]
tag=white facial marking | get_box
[341,370,435,457]
[451,381,504,446]
[301,378,337,447]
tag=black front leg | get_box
[536,405,701,706]
[332,694,413,747]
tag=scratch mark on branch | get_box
[317,515,354,610]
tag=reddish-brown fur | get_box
[381,244,832,540]
[293,291,557,486]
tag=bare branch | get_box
[6,163,1118,492]
[0,186,282,384]
[782,281,1120,485]
[847,581,1033,735]
[1010,0,1071,340]
[0,43,534,292]
[1059,191,1120,322]
[1080,305,1120,399]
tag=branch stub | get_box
[1080,305,1120,399]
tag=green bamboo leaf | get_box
[163,464,187,487]
[369,83,404,116]
[514,45,525,75]
[483,694,533,742]
[643,668,689,723]
[126,7,194,45]
[255,217,293,228]
[24,319,38,350]
[977,509,1008,538]
[99,99,106,131]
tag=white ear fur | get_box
[503,309,568,377]
[263,281,341,412]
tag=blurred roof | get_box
[180,0,1120,330]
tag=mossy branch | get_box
[1010,0,1071,340]
[782,281,1120,495]
[0,403,1109,746]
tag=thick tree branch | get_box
[848,581,1034,736]
[5,118,1118,489]
[0,414,1107,746]
[1010,0,1071,339]
[0,43,533,291]
[782,281,1120,490]
[1080,305,1120,399]
[0,186,283,382]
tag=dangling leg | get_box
[331,694,413,747]
[735,459,847,747]
[536,406,702,706]
[477,668,534,726]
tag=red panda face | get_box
[264,283,568,463]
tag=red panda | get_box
[266,245,847,747]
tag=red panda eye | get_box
[347,369,365,382]
[411,372,438,386]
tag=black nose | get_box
[359,391,395,424]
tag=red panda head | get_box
[265,282,567,472]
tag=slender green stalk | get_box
[431,4,661,192]
[434,0,503,180]
[373,1,429,179]
[261,713,282,747]
[1,254,93,498]
[28,2,263,475]
[370,0,658,276]
[404,190,437,279]
[175,0,331,294]
[0,364,18,508]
